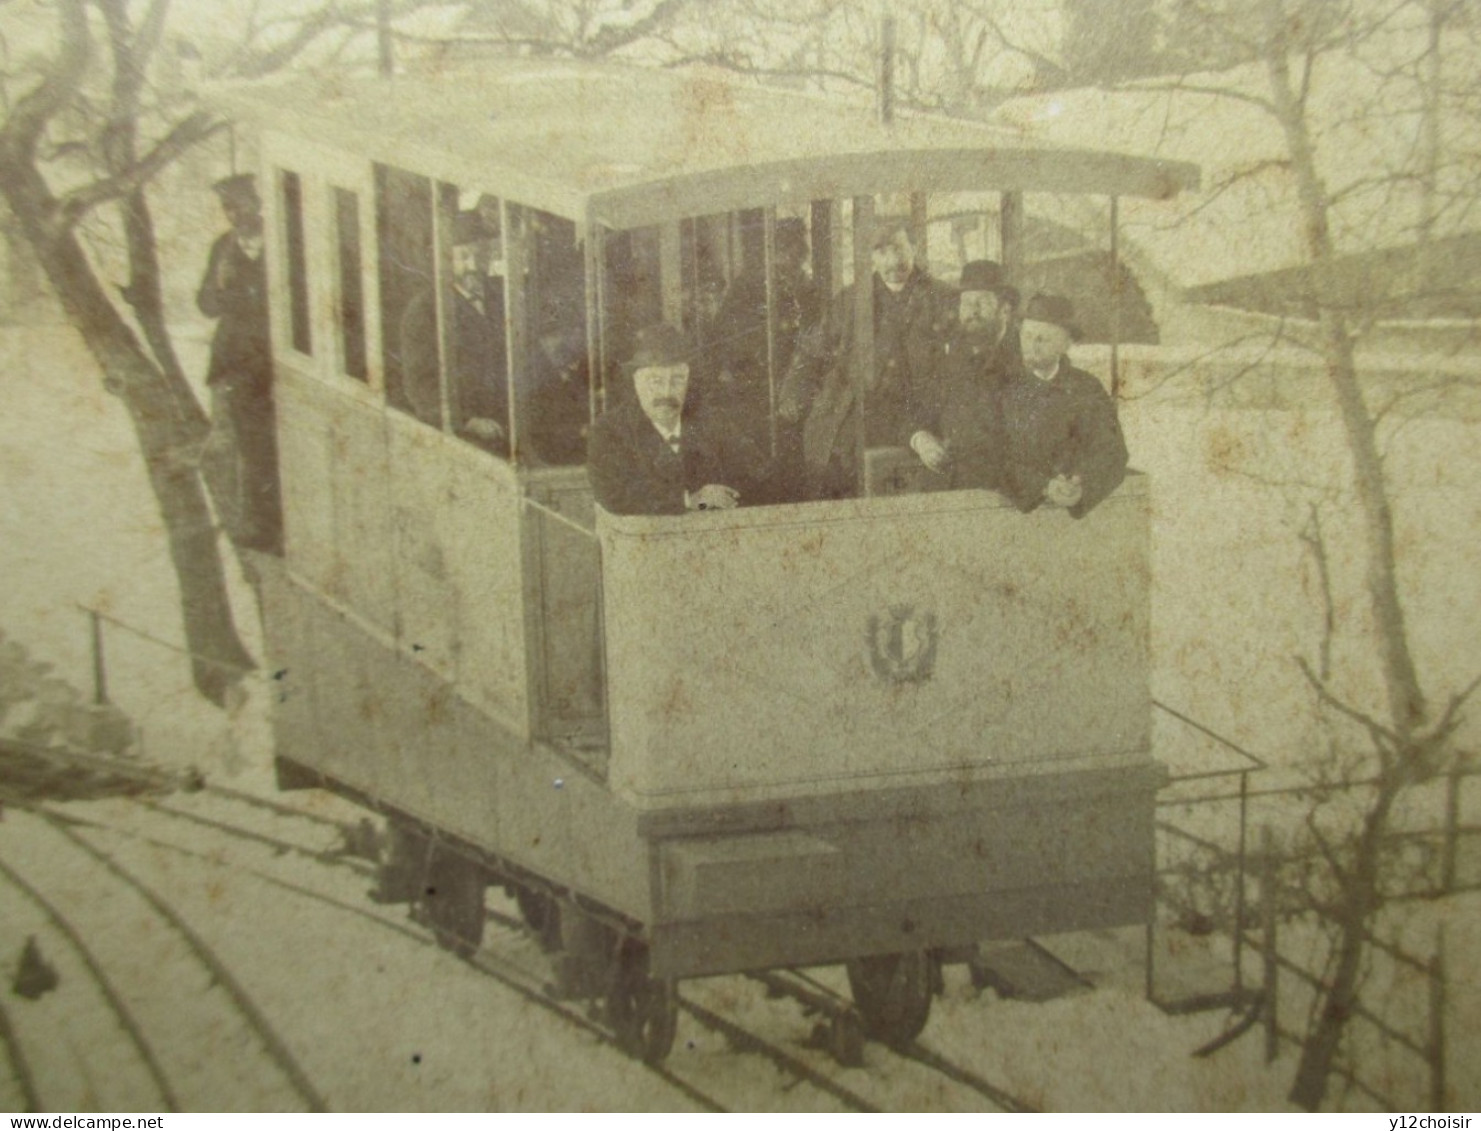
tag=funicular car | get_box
[216,59,1198,1061]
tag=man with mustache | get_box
[996,293,1128,518]
[778,216,950,498]
[910,258,1020,488]
[588,323,747,516]
[400,210,509,452]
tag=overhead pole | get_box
[1110,195,1122,398]
[378,0,394,78]
[877,14,895,127]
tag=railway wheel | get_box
[606,940,677,1065]
[419,852,486,959]
[846,950,934,1045]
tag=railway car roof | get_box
[213,60,1200,229]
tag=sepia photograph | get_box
[0,0,1477,1112]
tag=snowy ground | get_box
[2,323,1479,1110]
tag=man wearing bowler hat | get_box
[996,293,1128,518]
[910,258,1020,487]
[588,323,749,516]
[400,210,509,451]
[198,173,281,553]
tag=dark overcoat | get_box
[781,270,948,494]
[198,232,270,390]
[587,400,746,516]
[996,360,1129,519]
[400,280,509,438]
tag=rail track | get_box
[0,787,1042,1112]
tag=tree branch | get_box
[1297,655,1400,755]
[1,0,89,158]
[57,110,223,228]
[1117,77,1277,115]
[578,0,691,56]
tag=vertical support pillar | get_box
[501,199,525,463]
[1144,884,1156,1004]
[90,610,109,706]
[1430,925,1447,1109]
[377,0,394,77]
[763,207,780,457]
[584,220,606,423]
[1262,824,1278,1063]
[851,195,875,498]
[811,200,834,300]
[1234,769,1249,995]
[1000,191,1024,288]
[432,182,456,434]
[909,192,929,274]
[876,15,896,126]
[659,220,684,327]
[1441,767,1460,894]
[1109,195,1122,398]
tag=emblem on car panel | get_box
[867,605,938,684]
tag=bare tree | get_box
[0,0,255,704]
[1114,0,1480,1106]
[0,0,694,707]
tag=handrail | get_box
[1153,698,1268,777]
[521,495,597,540]
[75,604,261,678]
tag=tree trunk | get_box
[1,159,253,705]
[1261,7,1429,1105]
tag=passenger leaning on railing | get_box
[587,323,756,516]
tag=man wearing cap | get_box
[996,293,1128,518]
[198,173,281,553]
[778,218,948,498]
[400,211,509,451]
[910,259,1019,487]
[588,324,748,516]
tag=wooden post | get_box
[909,192,929,274]
[432,182,456,435]
[1234,769,1249,994]
[762,207,779,458]
[1262,825,1278,1063]
[1441,767,1460,894]
[659,221,684,327]
[810,200,834,301]
[501,200,525,463]
[377,0,394,78]
[851,196,875,498]
[1429,925,1446,1109]
[89,610,109,706]
[1109,194,1122,398]
[1000,191,1024,288]
[584,222,606,422]
[876,16,895,126]
[1144,892,1156,1004]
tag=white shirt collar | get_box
[650,419,682,445]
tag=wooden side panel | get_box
[262,571,649,919]
[651,763,1162,979]
[330,392,395,631]
[524,470,604,744]
[256,555,319,766]
[601,483,1151,809]
[386,416,460,679]
[445,446,528,733]
[275,371,338,595]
